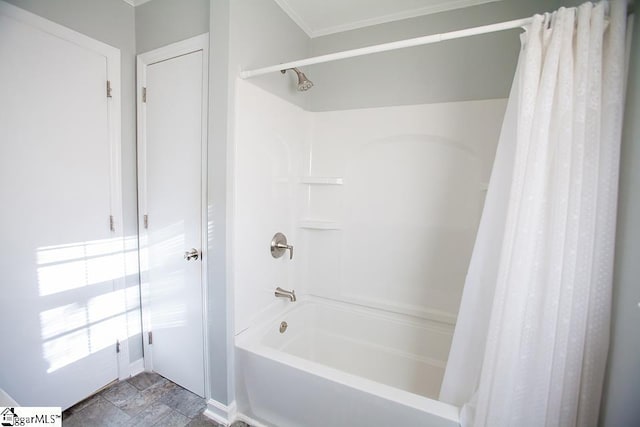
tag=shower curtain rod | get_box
[239,17,533,79]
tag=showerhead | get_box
[281,67,314,91]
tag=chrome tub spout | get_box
[275,287,296,302]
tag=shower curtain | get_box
[439,1,629,426]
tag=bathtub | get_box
[235,297,460,427]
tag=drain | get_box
[279,321,288,333]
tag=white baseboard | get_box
[129,359,145,377]
[235,413,269,427]
[203,399,272,427]
[204,399,237,426]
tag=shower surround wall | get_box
[228,79,510,416]
[233,79,505,425]
[233,80,309,334]
[303,100,505,322]
[233,74,506,367]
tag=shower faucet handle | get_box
[271,232,294,260]
[275,242,294,260]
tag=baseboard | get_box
[129,359,145,377]
[235,413,269,427]
[204,399,237,426]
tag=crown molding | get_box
[120,0,154,7]
[272,0,314,37]
[275,0,504,38]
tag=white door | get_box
[0,3,124,409]
[138,36,208,397]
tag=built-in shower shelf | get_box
[300,176,343,185]
[298,219,342,230]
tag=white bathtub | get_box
[235,297,460,427]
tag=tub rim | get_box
[236,296,460,424]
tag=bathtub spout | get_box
[275,287,296,302]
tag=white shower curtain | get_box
[440,1,629,426]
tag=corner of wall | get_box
[228,0,312,110]
[204,398,237,426]
[208,0,233,408]
[599,9,640,427]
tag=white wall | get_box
[303,100,506,322]
[233,80,308,334]
[233,79,506,332]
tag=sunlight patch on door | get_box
[39,288,139,373]
[36,236,139,373]
[36,237,137,297]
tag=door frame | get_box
[136,33,210,398]
[0,0,132,384]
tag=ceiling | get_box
[273,0,504,38]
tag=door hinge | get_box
[143,214,149,229]
[148,331,153,345]
[142,87,147,103]
[109,215,115,232]
[116,340,120,353]
[107,80,113,98]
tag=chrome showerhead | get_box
[281,67,314,91]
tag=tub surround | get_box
[234,79,506,332]
[233,79,506,425]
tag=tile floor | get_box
[63,372,249,427]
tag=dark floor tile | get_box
[118,378,178,417]
[154,409,191,427]
[185,413,221,427]
[101,381,140,407]
[64,392,103,417]
[140,377,177,400]
[63,396,131,427]
[116,390,152,417]
[159,387,206,418]
[63,375,220,427]
[129,401,173,427]
[127,372,164,391]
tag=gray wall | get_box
[307,0,582,111]
[135,0,209,53]
[132,0,309,406]
[203,0,312,405]
[228,0,311,109]
[207,0,231,406]
[600,9,640,427]
[4,0,142,362]
[135,0,307,407]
